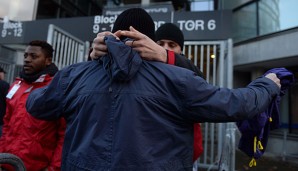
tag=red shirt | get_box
[0,75,66,171]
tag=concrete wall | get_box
[233,28,298,71]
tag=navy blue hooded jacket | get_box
[26,36,280,171]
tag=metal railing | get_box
[184,39,235,171]
[47,24,89,70]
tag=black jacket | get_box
[0,80,9,125]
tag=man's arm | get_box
[180,73,280,122]
[26,70,65,120]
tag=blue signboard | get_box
[0,10,232,44]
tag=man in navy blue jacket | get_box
[26,8,280,171]
[91,21,205,164]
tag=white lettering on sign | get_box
[94,15,117,24]
[105,11,123,15]
[1,16,23,38]
[154,21,166,30]
[93,15,117,33]
[145,8,169,13]
[177,19,216,31]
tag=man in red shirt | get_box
[0,40,65,171]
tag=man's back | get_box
[27,60,195,170]
[26,36,279,170]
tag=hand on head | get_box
[116,26,167,63]
[90,31,118,59]
[90,27,168,63]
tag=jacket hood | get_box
[101,35,142,81]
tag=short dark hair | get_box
[29,40,54,58]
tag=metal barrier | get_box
[0,62,13,83]
[47,24,90,70]
[218,123,237,171]
[0,45,18,84]
[0,61,22,84]
[184,39,235,171]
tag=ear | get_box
[45,57,52,66]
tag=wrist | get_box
[161,49,167,63]
[158,48,167,63]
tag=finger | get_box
[90,49,107,59]
[124,40,137,47]
[90,50,100,59]
[114,26,139,38]
[97,31,112,37]
[95,32,111,43]
[91,40,108,59]
[129,26,148,40]
[95,32,119,44]
[117,30,139,40]
[93,36,106,45]
[114,30,122,38]
[92,43,108,52]
[108,32,120,40]
[129,26,139,33]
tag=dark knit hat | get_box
[155,23,184,50]
[112,8,155,41]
